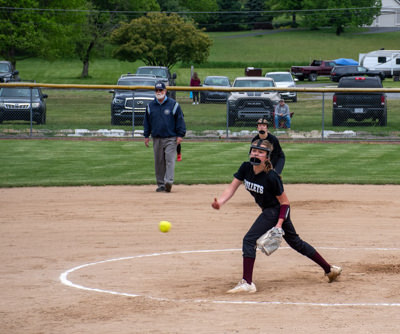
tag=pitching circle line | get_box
[59,247,400,307]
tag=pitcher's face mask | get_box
[249,140,271,165]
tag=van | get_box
[359,50,400,80]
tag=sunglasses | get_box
[155,89,164,92]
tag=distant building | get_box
[371,0,400,27]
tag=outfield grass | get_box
[0,139,399,187]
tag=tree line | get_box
[0,0,381,77]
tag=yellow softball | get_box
[159,220,172,233]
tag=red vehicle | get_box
[291,60,336,81]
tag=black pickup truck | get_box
[332,76,387,126]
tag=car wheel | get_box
[332,111,342,126]
[292,96,297,103]
[111,115,120,126]
[308,73,317,82]
[297,76,304,81]
[379,108,387,126]
[168,91,176,100]
[200,94,205,104]
[228,111,236,126]
[36,112,45,124]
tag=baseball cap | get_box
[155,82,166,90]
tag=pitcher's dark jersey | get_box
[234,161,283,209]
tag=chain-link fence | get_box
[1,82,400,141]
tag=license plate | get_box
[354,108,363,113]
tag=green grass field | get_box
[0,139,399,187]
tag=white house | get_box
[371,0,400,27]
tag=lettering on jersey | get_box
[244,179,264,194]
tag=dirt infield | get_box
[1,184,400,334]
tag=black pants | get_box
[192,91,199,102]
[242,207,316,259]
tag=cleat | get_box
[177,153,182,162]
[165,183,172,193]
[326,265,342,283]
[227,279,256,294]
[156,186,165,192]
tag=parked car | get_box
[0,85,47,124]
[332,76,387,126]
[110,74,157,125]
[200,76,231,103]
[0,61,20,83]
[291,60,336,81]
[227,77,280,126]
[135,66,177,99]
[330,65,385,82]
[265,71,297,102]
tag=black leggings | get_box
[192,91,199,102]
[242,207,316,259]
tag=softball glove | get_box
[256,227,285,256]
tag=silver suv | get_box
[227,77,280,126]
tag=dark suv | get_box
[0,85,48,124]
[110,74,157,125]
[0,61,20,83]
[330,65,385,82]
[135,66,177,99]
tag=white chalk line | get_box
[59,247,400,307]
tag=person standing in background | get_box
[190,72,201,104]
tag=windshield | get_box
[136,68,168,78]
[117,79,156,86]
[0,63,10,72]
[266,73,293,82]
[233,80,274,88]
[0,87,40,98]
[204,77,230,86]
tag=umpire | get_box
[144,82,186,193]
[251,118,285,174]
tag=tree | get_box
[110,12,212,69]
[157,0,186,12]
[270,0,305,27]
[0,0,87,68]
[180,0,218,26]
[76,0,160,78]
[244,0,273,30]
[302,0,381,35]
[213,0,244,31]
